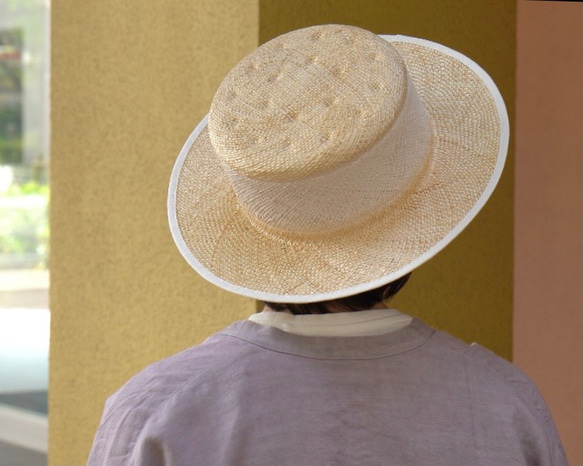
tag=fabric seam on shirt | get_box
[460,344,565,463]
[508,379,565,463]
[463,352,480,456]
[214,331,435,361]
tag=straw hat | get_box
[168,24,508,303]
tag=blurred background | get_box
[0,1,580,466]
[0,0,49,465]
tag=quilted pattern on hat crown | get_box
[208,24,407,182]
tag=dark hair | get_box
[264,273,411,315]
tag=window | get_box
[0,0,50,462]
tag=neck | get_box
[263,301,389,314]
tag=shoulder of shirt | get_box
[88,328,249,464]
[431,330,556,427]
[462,338,537,388]
[428,328,531,384]
[99,325,248,425]
[101,323,549,426]
[456,335,565,460]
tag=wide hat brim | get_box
[168,35,509,303]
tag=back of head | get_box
[265,273,411,314]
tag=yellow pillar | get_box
[260,0,515,357]
[50,1,515,464]
[50,1,258,464]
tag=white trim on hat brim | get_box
[168,34,509,303]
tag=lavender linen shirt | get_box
[87,318,567,466]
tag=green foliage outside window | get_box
[0,179,49,268]
[0,24,49,269]
[0,104,22,165]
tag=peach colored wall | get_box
[514,1,582,464]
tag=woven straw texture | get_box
[209,26,406,182]
[173,25,501,300]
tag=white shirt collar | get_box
[248,308,413,337]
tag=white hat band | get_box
[224,74,432,235]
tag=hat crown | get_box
[209,24,408,182]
